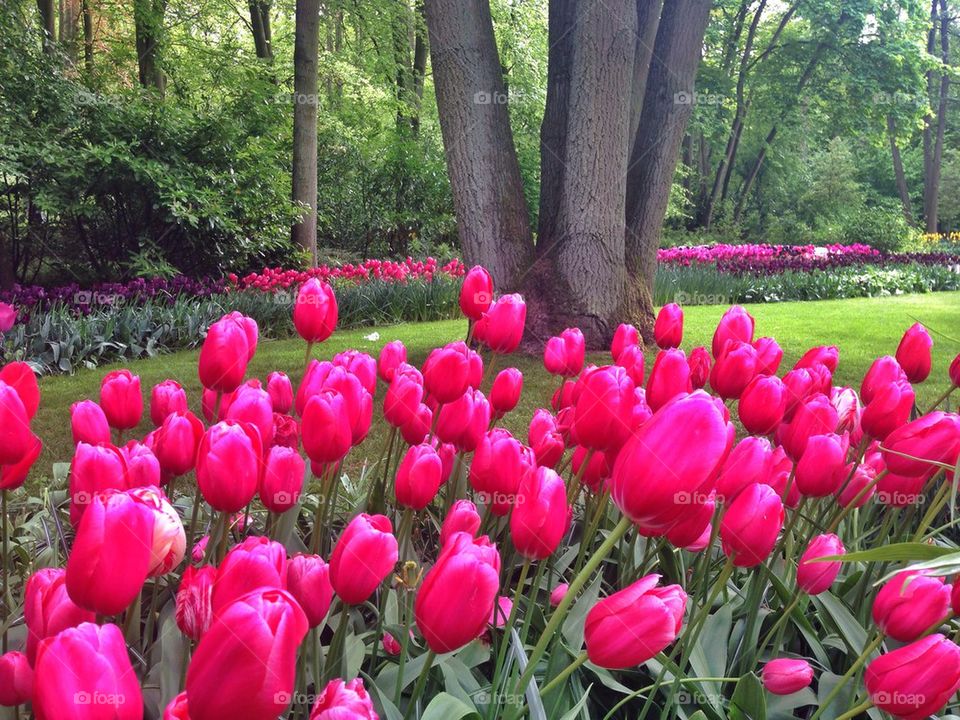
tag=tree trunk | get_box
[36,0,56,52]
[628,0,663,156]
[59,0,80,61]
[411,2,428,133]
[624,0,712,336]
[523,0,637,347]
[291,0,321,263]
[82,0,94,75]
[923,0,949,232]
[249,1,273,60]
[887,115,914,225]
[423,0,533,289]
[134,0,166,93]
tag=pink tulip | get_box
[490,367,523,417]
[610,323,639,362]
[422,343,474,404]
[510,467,570,560]
[687,346,712,389]
[528,409,565,468]
[395,442,444,510]
[646,349,692,412]
[127,485,186,576]
[896,322,933,383]
[873,571,951,641]
[654,303,683,349]
[572,365,635,452]
[329,514,398,604]
[211,536,287,616]
[151,379,188,426]
[68,442,128,526]
[0,432,41,491]
[714,436,773,502]
[797,533,844,595]
[266,371,294,414]
[762,658,813,695]
[862,377,914,440]
[435,387,490,452]
[70,400,111,446]
[100,369,142,430]
[550,583,569,607]
[752,337,783,375]
[176,565,215,641]
[198,313,255,393]
[738,375,787,435]
[0,302,16,332]
[474,293,526,354]
[227,384,275,448]
[865,634,960,719]
[459,266,494,320]
[795,433,850,497]
[197,421,263,513]
[710,340,758,400]
[294,278,338,343]
[377,340,407,383]
[155,410,204,477]
[0,651,32,706]
[0,362,39,419]
[720,483,784,568]
[712,305,755,357]
[440,500,482,546]
[544,328,585,377]
[0,381,34,466]
[287,554,334,628]
[882,412,960,478]
[260,446,306,513]
[309,678,378,720]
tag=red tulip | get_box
[383,363,424,428]
[710,340,758,400]
[873,571,951,641]
[865,634,960,720]
[687,345,711,390]
[572,365,635,452]
[377,340,407,383]
[469,429,532,514]
[738,375,786,435]
[436,387,490,452]
[70,400,111,446]
[272,413,300,450]
[164,692,191,720]
[266,371,294,414]
[395,442,444,510]
[0,381,33,466]
[414,532,500,653]
[198,314,254,393]
[572,445,612,494]
[752,337,783,376]
[861,355,906,405]
[528,409,564,468]
[615,344,645,387]
[126,485,186,576]
[882,412,960,478]
[0,302,14,332]
[66,489,155,615]
[197,421,262,513]
[155,410,204,477]
[294,278,338,343]
[654,303,683,349]
[176,565,215,641]
[0,651,32,706]
[309,678,378,720]
[714,436,774,503]
[332,350,377,395]
[399,403,432,445]
[720,483,784,568]
[460,265,494,321]
[474,293,526,354]
[544,328,585,376]
[490,367,523,417]
[186,588,308,720]
[611,323,639,362]
[226,384,275,448]
[761,658,813,695]
[329,514,398,604]
[877,471,928,508]
[33,622,142,720]
[23,568,95,665]
[712,305,754,358]
[646,349,691,412]
[896,322,933,383]
[797,533,844,595]
[862,378,914,440]
[68,442,128,526]
[211,536,287,616]
[950,353,960,386]
[440,500,482,546]
[510,467,570,560]
[287,554,334,628]
[613,391,732,528]
[422,342,475,404]
[795,433,850,497]
[260,446,306,513]
[0,362,39,420]
[776,393,839,460]
[150,379,188,426]
[99,369,142,430]
[584,574,686,669]
[0,431,40,491]
[795,345,840,373]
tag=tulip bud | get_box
[550,583,569,607]
[714,436,773,503]
[710,340,758,400]
[0,432,41,491]
[752,337,783,376]
[738,375,787,435]
[865,634,960,719]
[585,574,686,669]
[332,350,377,395]
[474,293,526,354]
[329,514,398,604]
[197,421,263,513]
[646,349,692,412]
[122,440,161,488]
[294,278,338,343]
[155,410,204,477]
[896,322,933,383]
[399,403,432,445]
[384,363,424,428]
[882,412,960,478]
[198,313,255,393]
[797,533,844,595]
[0,651,32,707]
[66,489,156,615]
[0,361,39,419]
[309,678,378,720]
[99,369,142,431]
[382,632,402,656]
[572,366,635,452]
[572,445,612,494]
[544,328,585,377]
[490,368,523,417]
[873,571,951,641]
[68,442,128,526]
[151,379,188,426]
[34,623,142,720]
[654,303,683,349]
[266,371,294,414]
[164,692,191,720]
[687,346,711,390]
[460,266,494,321]
[712,305,755,358]
[0,382,34,466]
[795,433,850,497]
[395,443,444,510]
[414,532,500,653]
[260,446,306,513]
[378,340,407,383]
[615,344,645,387]
[24,568,95,665]
[70,399,111,446]
[510,467,570,560]
[720,483,784,568]
[861,378,914,440]
[186,588,308,720]
[861,355,906,405]
[611,323,639,362]
[950,353,960,387]
[226,384,275,448]
[440,500,482,546]
[211,536,287,616]
[775,394,839,460]
[422,343,473,404]
[287,554,334,628]
[528,409,565,468]
[127,485,186,576]
[761,658,813,695]
[436,388,490,452]
[176,564,215,641]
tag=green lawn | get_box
[31,292,960,485]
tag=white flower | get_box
[364,332,381,342]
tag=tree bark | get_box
[249,1,273,60]
[59,0,80,61]
[291,0,321,263]
[36,0,56,52]
[134,0,166,93]
[423,0,533,289]
[82,0,94,75]
[887,115,914,225]
[628,0,663,157]
[624,0,712,336]
[923,0,949,232]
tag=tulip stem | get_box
[186,484,203,563]
[912,476,951,541]
[323,603,350,686]
[511,516,632,709]
[487,559,532,720]
[539,651,588,697]
[809,632,885,720]
[1,489,7,653]
[758,590,801,654]
[395,587,414,705]
[217,511,231,564]
[923,385,955,414]
[835,700,873,720]
[402,650,436,720]
[304,341,314,374]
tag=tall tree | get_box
[291,0,321,263]
[134,0,166,92]
[923,0,949,231]
[36,0,56,52]
[249,0,274,60]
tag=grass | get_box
[30,291,960,488]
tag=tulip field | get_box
[1,274,960,720]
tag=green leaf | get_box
[813,592,867,655]
[562,572,602,650]
[556,685,592,720]
[689,602,732,716]
[420,692,480,720]
[728,672,766,720]
[820,542,956,563]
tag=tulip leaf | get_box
[768,688,817,720]
[878,550,960,583]
[561,572,602,650]
[812,592,867,656]
[817,542,956,564]
[728,672,766,720]
[815,672,857,720]
[557,685,592,720]
[690,602,732,716]
[419,692,480,720]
